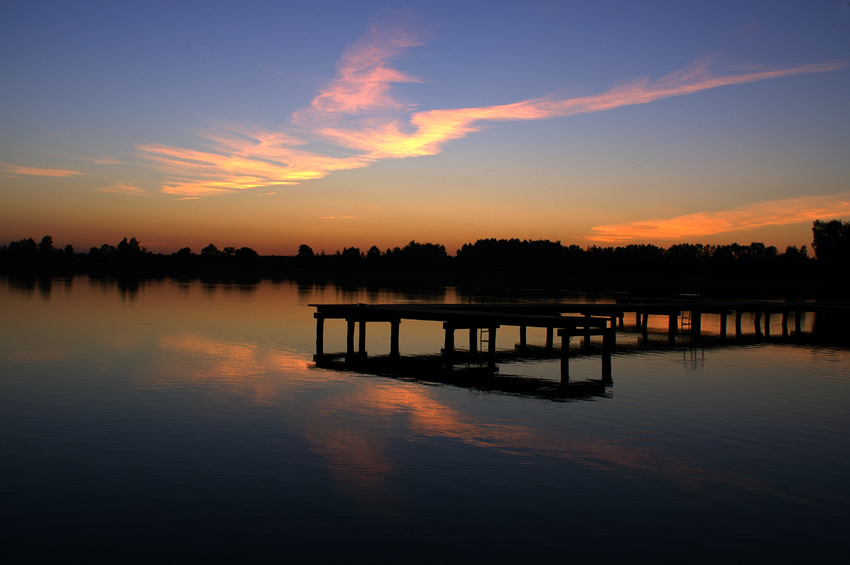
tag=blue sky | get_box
[2,1,849,254]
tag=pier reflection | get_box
[314,320,850,403]
[314,350,612,402]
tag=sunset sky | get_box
[2,1,849,255]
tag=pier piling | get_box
[311,300,848,388]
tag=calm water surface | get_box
[2,276,849,563]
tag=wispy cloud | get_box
[84,156,123,165]
[99,182,146,195]
[588,192,850,243]
[294,25,423,121]
[1,162,83,177]
[138,127,362,196]
[138,26,846,197]
[320,58,846,160]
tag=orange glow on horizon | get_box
[588,192,850,243]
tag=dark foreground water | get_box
[2,276,849,563]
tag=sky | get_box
[1,0,849,255]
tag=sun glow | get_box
[589,192,850,243]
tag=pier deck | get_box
[310,300,850,383]
[310,303,615,382]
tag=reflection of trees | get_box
[37,276,52,301]
[87,275,164,302]
[812,309,850,338]
[116,277,141,302]
[7,276,37,295]
[3,275,68,300]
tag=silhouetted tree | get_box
[90,243,117,260]
[116,237,145,259]
[201,243,221,256]
[0,230,832,283]
[38,235,54,257]
[234,247,259,262]
[339,247,363,268]
[395,241,447,270]
[8,238,39,259]
[585,245,615,273]
[366,245,382,267]
[776,245,810,274]
[297,244,314,259]
[613,244,665,275]
[666,243,709,272]
[812,219,850,275]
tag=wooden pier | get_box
[311,299,850,384]
[611,299,850,341]
[311,303,615,383]
[426,299,850,342]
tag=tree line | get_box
[2,219,848,278]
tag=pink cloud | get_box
[588,192,850,243]
[296,26,423,119]
[317,58,847,159]
[138,27,846,197]
[1,162,83,177]
[90,156,122,165]
[99,182,146,195]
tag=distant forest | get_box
[2,220,848,284]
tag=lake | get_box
[2,275,849,563]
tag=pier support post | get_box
[545,327,554,351]
[443,323,455,353]
[610,316,618,347]
[720,313,728,339]
[735,311,743,338]
[583,314,592,347]
[691,311,702,339]
[603,326,614,353]
[795,311,802,335]
[764,312,771,337]
[358,320,367,355]
[618,314,625,330]
[315,316,325,357]
[469,328,478,353]
[346,319,355,355]
[560,331,570,384]
[602,349,612,383]
[519,325,527,348]
[781,311,789,338]
[390,319,400,358]
[668,313,677,344]
[755,311,763,337]
[488,326,497,369]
